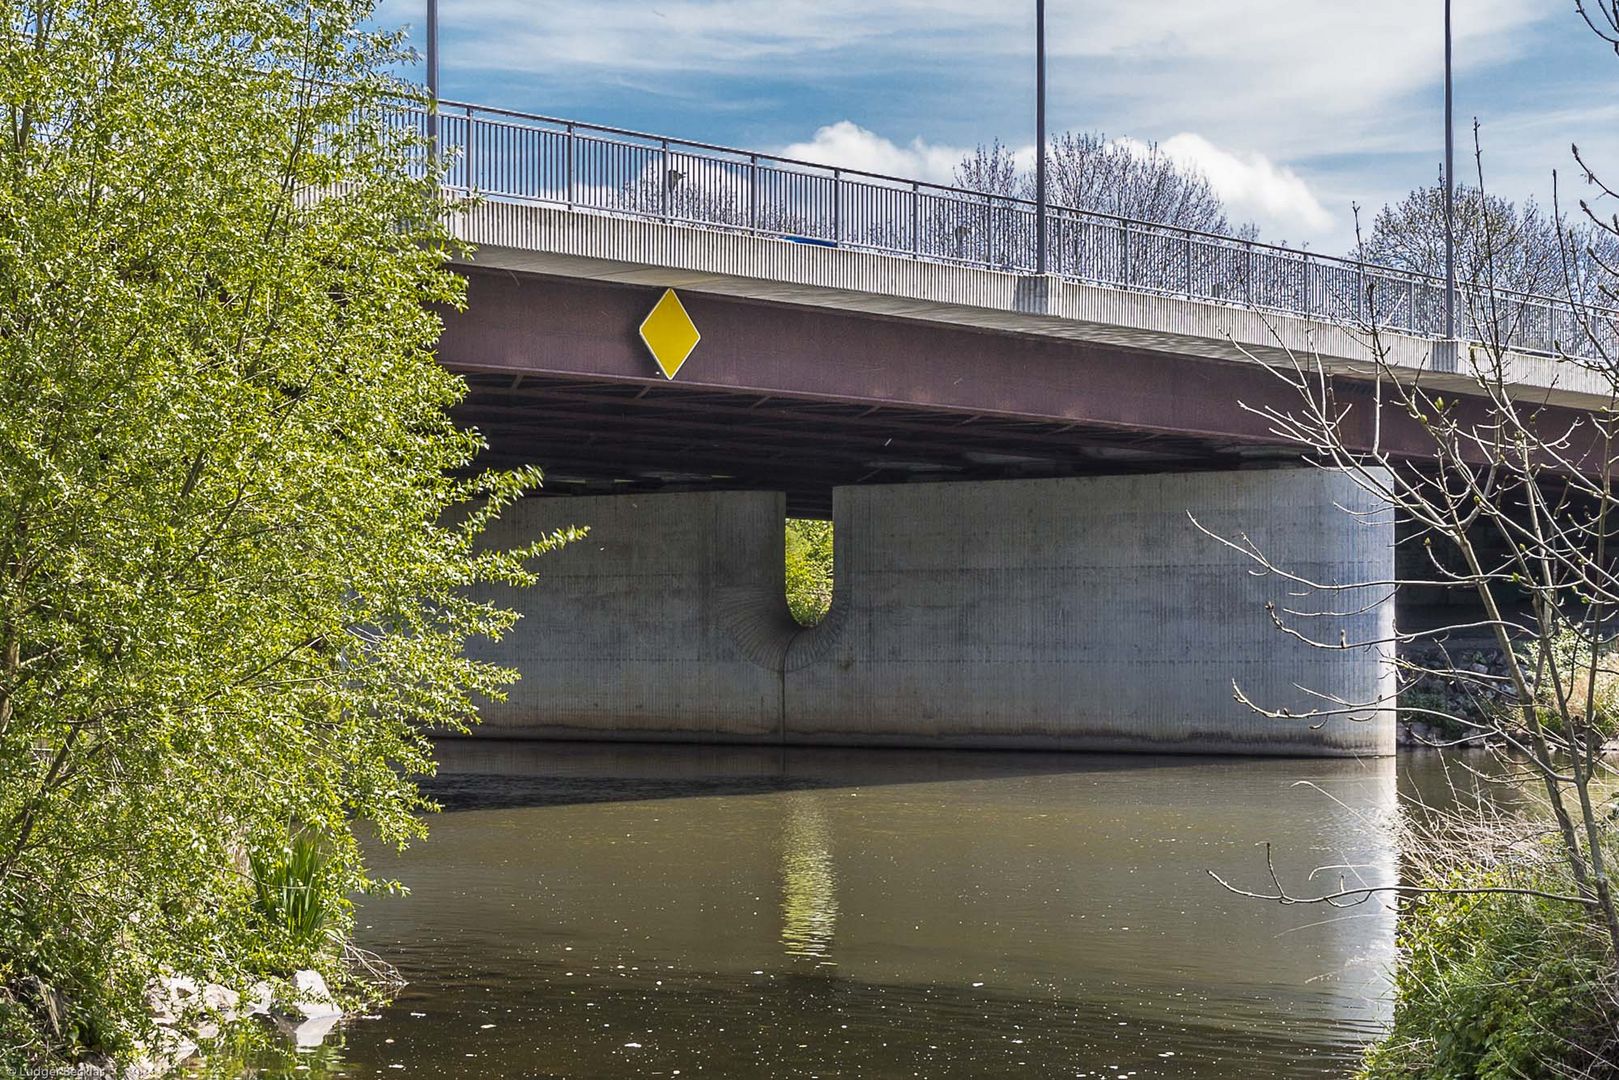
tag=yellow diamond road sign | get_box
[639,289,701,380]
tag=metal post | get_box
[660,138,670,220]
[833,169,842,242]
[749,154,759,232]
[565,123,575,208]
[463,104,474,192]
[1035,0,1048,275]
[987,197,996,266]
[1443,0,1456,341]
[911,182,921,257]
[425,0,439,167]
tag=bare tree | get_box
[1195,38,1619,1066]
[615,153,811,238]
[954,139,1022,201]
[1362,179,1618,307]
[948,132,1259,290]
[955,131,1246,235]
[1047,131,1243,235]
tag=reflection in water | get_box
[257,741,1414,1079]
[780,792,838,964]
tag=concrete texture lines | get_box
[463,470,1394,756]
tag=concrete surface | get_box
[465,470,1395,756]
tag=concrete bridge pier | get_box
[469,468,1395,756]
[789,470,1395,755]
[469,489,800,740]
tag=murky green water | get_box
[273,742,1419,1079]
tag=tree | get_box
[954,140,1022,202]
[1202,13,1619,1072]
[785,519,833,627]
[0,0,565,1068]
[955,132,1246,235]
[950,133,1256,289]
[1361,179,1619,308]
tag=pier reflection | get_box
[780,792,839,964]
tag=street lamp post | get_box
[426,0,439,100]
[1035,0,1048,275]
[1443,0,1456,341]
[426,0,440,165]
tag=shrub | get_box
[0,1,567,1069]
[1362,886,1615,1078]
[1360,815,1619,1079]
[250,833,339,964]
[1527,631,1619,743]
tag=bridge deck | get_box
[415,98,1613,362]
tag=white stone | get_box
[245,980,274,1017]
[128,1028,197,1078]
[288,968,342,1021]
[146,975,199,1025]
[201,982,240,1019]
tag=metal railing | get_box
[400,100,1615,360]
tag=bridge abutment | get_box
[469,469,1395,756]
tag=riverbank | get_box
[1397,644,1518,748]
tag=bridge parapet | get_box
[405,99,1614,366]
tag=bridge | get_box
[420,100,1612,757]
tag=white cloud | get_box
[776,122,973,186]
[1151,134,1335,240]
[776,122,1336,243]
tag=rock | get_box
[201,982,240,1020]
[143,983,175,1026]
[245,979,274,1017]
[146,975,199,1025]
[127,1027,198,1078]
[286,968,342,1021]
[291,969,326,998]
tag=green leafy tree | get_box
[0,0,565,1067]
[785,519,833,627]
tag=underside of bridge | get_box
[443,268,1318,517]
[454,371,1305,518]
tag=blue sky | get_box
[374,1,1619,252]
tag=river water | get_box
[277,741,1431,1079]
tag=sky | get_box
[372,1,1619,253]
